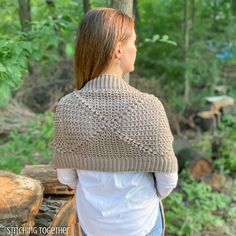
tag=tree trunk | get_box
[184,0,190,104]
[111,0,133,15]
[45,0,66,58]
[18,0,31,32]
[83,0,91,14]
[232,0,236,16]
[212,0,217,31]
[17,0,33,75]
[133,0,139,20]
[111,0,133,83]
[191,0,195,25]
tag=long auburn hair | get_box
[74,8,134,90]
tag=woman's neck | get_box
[100,66,123,78]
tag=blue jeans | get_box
[80,204,163,236]
[147,204,163,236]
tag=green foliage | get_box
[164,171,232,236]
[0,36,32,107]
[0,112,54,173]
[1,0,235,111]
[0,0,83,107]
[214,115,236,173]
[143,34,177,46]
[136,0,236,112]
[91,0,110,7]
[30,1,81,62]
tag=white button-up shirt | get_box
[57,169,178,236]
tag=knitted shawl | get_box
[52,74,178,173]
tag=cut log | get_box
[20,165,81,235]
[0,167,82,236]
[0,171,43,236]
[48,196,82,236]
[195,96,235,131]
[176,148,212,180]
[206,95,234,113]
[29,195,82,236]
[20,165,75,195]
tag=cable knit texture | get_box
[52,74,178,173]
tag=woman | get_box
[52,8,178,236]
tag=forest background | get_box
[0,0,236,235]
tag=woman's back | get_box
[76,170,159,236]
[53,8,178,236]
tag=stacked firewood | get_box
[0,165,82,236]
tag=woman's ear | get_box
[114,42,122,59]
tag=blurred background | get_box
[0,1,236,235]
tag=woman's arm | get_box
[153,172,178,199]
[56,168,78,189]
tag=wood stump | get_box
[176,148,212,180]
[194,95,235,132]
[195,110,219,132]
[205,95,234,114]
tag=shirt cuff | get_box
[57,168,78,189]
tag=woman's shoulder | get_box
[135,90,166,111]
[56,91,75,105]
[55,87,165,114]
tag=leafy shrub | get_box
[0,36,32,107]
[214,115,236,174]
[0,112,54,173]
[164,171,232,236]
